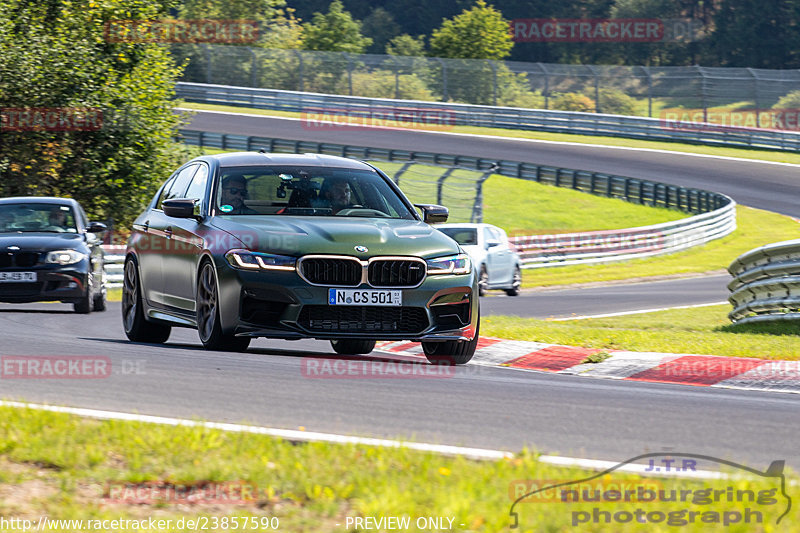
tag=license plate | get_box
[0,272,36,283]
[328,288,402,306]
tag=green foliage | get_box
[597,88,638,115]
[336,71,435,100]
[361,7,401,54]
[551,92,597,112]
[773,90,800,109]
[429,0,514,60]
[496,70,545,108]
[386,34,426,57]
[0,0,190,228]
[301,0,372,53]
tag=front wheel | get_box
[330,339,376,355]
[122,257,171,343]
[421,311,480,365]
[196,262,251,352]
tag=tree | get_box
[0,0,190,228]
[362,7,401,54]
[386,34,426,56]
[301,0,372,53]
[429,0,514,60]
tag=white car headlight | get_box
[45,249,86,265]
[426,253,471,275]
[225,249,296,271]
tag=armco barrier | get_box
[179,129,736,269]
[728,240,800,324]
[102,245,126,288]
[176,82,800,152]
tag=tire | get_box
[330,339,376,355]
[93,279,107,312]
[505,266,522,297]
[73,290,92,314]
[421,310,480,365]
[478,265,489,297]
[196,261,251,352]
[122,257,171,343]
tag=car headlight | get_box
[426,253,471,275]
[45,249,86,265]
[225,249,296,271]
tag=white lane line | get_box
[0,401,739,480]
[548,301,728,321]
[177,107,800,169]
[0,400,510,461]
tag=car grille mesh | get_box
[368,259,425,287]
[0,252,40,268]
[300,258,361,286]
[298,305,428,334]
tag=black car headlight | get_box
[426,253,471,275]
[45,249,86,265]
[225,249,296,271]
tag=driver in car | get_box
[220,176,257,215]
[318,178,354,214]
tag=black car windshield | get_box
[0,203,77,233]
[215,166,416,219]
[438,227,478,245]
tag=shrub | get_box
[551,92,596,112]
[597,88,638,116]
[336,70,435,100]
[773,90,800,109]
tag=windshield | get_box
[0,203,77,233]
[438,227,478,245]
[215,166,416,219]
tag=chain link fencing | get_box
[171,44,800,118]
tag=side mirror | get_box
[414,203,449,224]
[86,222,107,234]
[163,198,201,221]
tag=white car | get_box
[436,223,521,296]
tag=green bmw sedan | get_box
[122,152,479,364]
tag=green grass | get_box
[0,406,795,532]
[483,304,800,360]
[522,205,800,288]
[179,102,800,165]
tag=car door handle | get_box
[165,226,173,238]
[142,220,149,233]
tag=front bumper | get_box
[0,264,89,304]
[214,257,479,342]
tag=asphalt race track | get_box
[1,302,799,471]
[187,110,800,217]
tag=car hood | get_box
[0,232,85,252]
[209,216,461,258]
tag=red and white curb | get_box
[376,338,800,394]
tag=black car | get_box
[122,152,480,364]
[0,197,107,313]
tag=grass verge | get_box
[0,406,795,532]
[483,304,800,360]
[179,102,800,165]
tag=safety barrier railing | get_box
[176,82,800,152]
[728,240,800,324]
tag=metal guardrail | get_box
[177,82,800,152]
[180,129,736,269]
[102,245,125,289]
[728,240,800,324]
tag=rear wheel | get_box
[197,262,251,352]
[330,339,376,355]
[122,257,171,343]
[74,270,93,313]
[505,266,522,296]
[422,310,480,365]
[93,275,107,311]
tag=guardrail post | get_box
[589,65,600,113]
[203,44,212,84]
[434,58,448,101]
[644,66,653,117]
[345,53,353,95]
[436,167,457,205]
[697,65,708,123]
[250,48,257,87]
[391,56,401,100]
[471,167,496,223]
[489,60,498,106]
[747,67,762,120]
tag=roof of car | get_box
[0,196,79,206]
[204,152,376,170]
